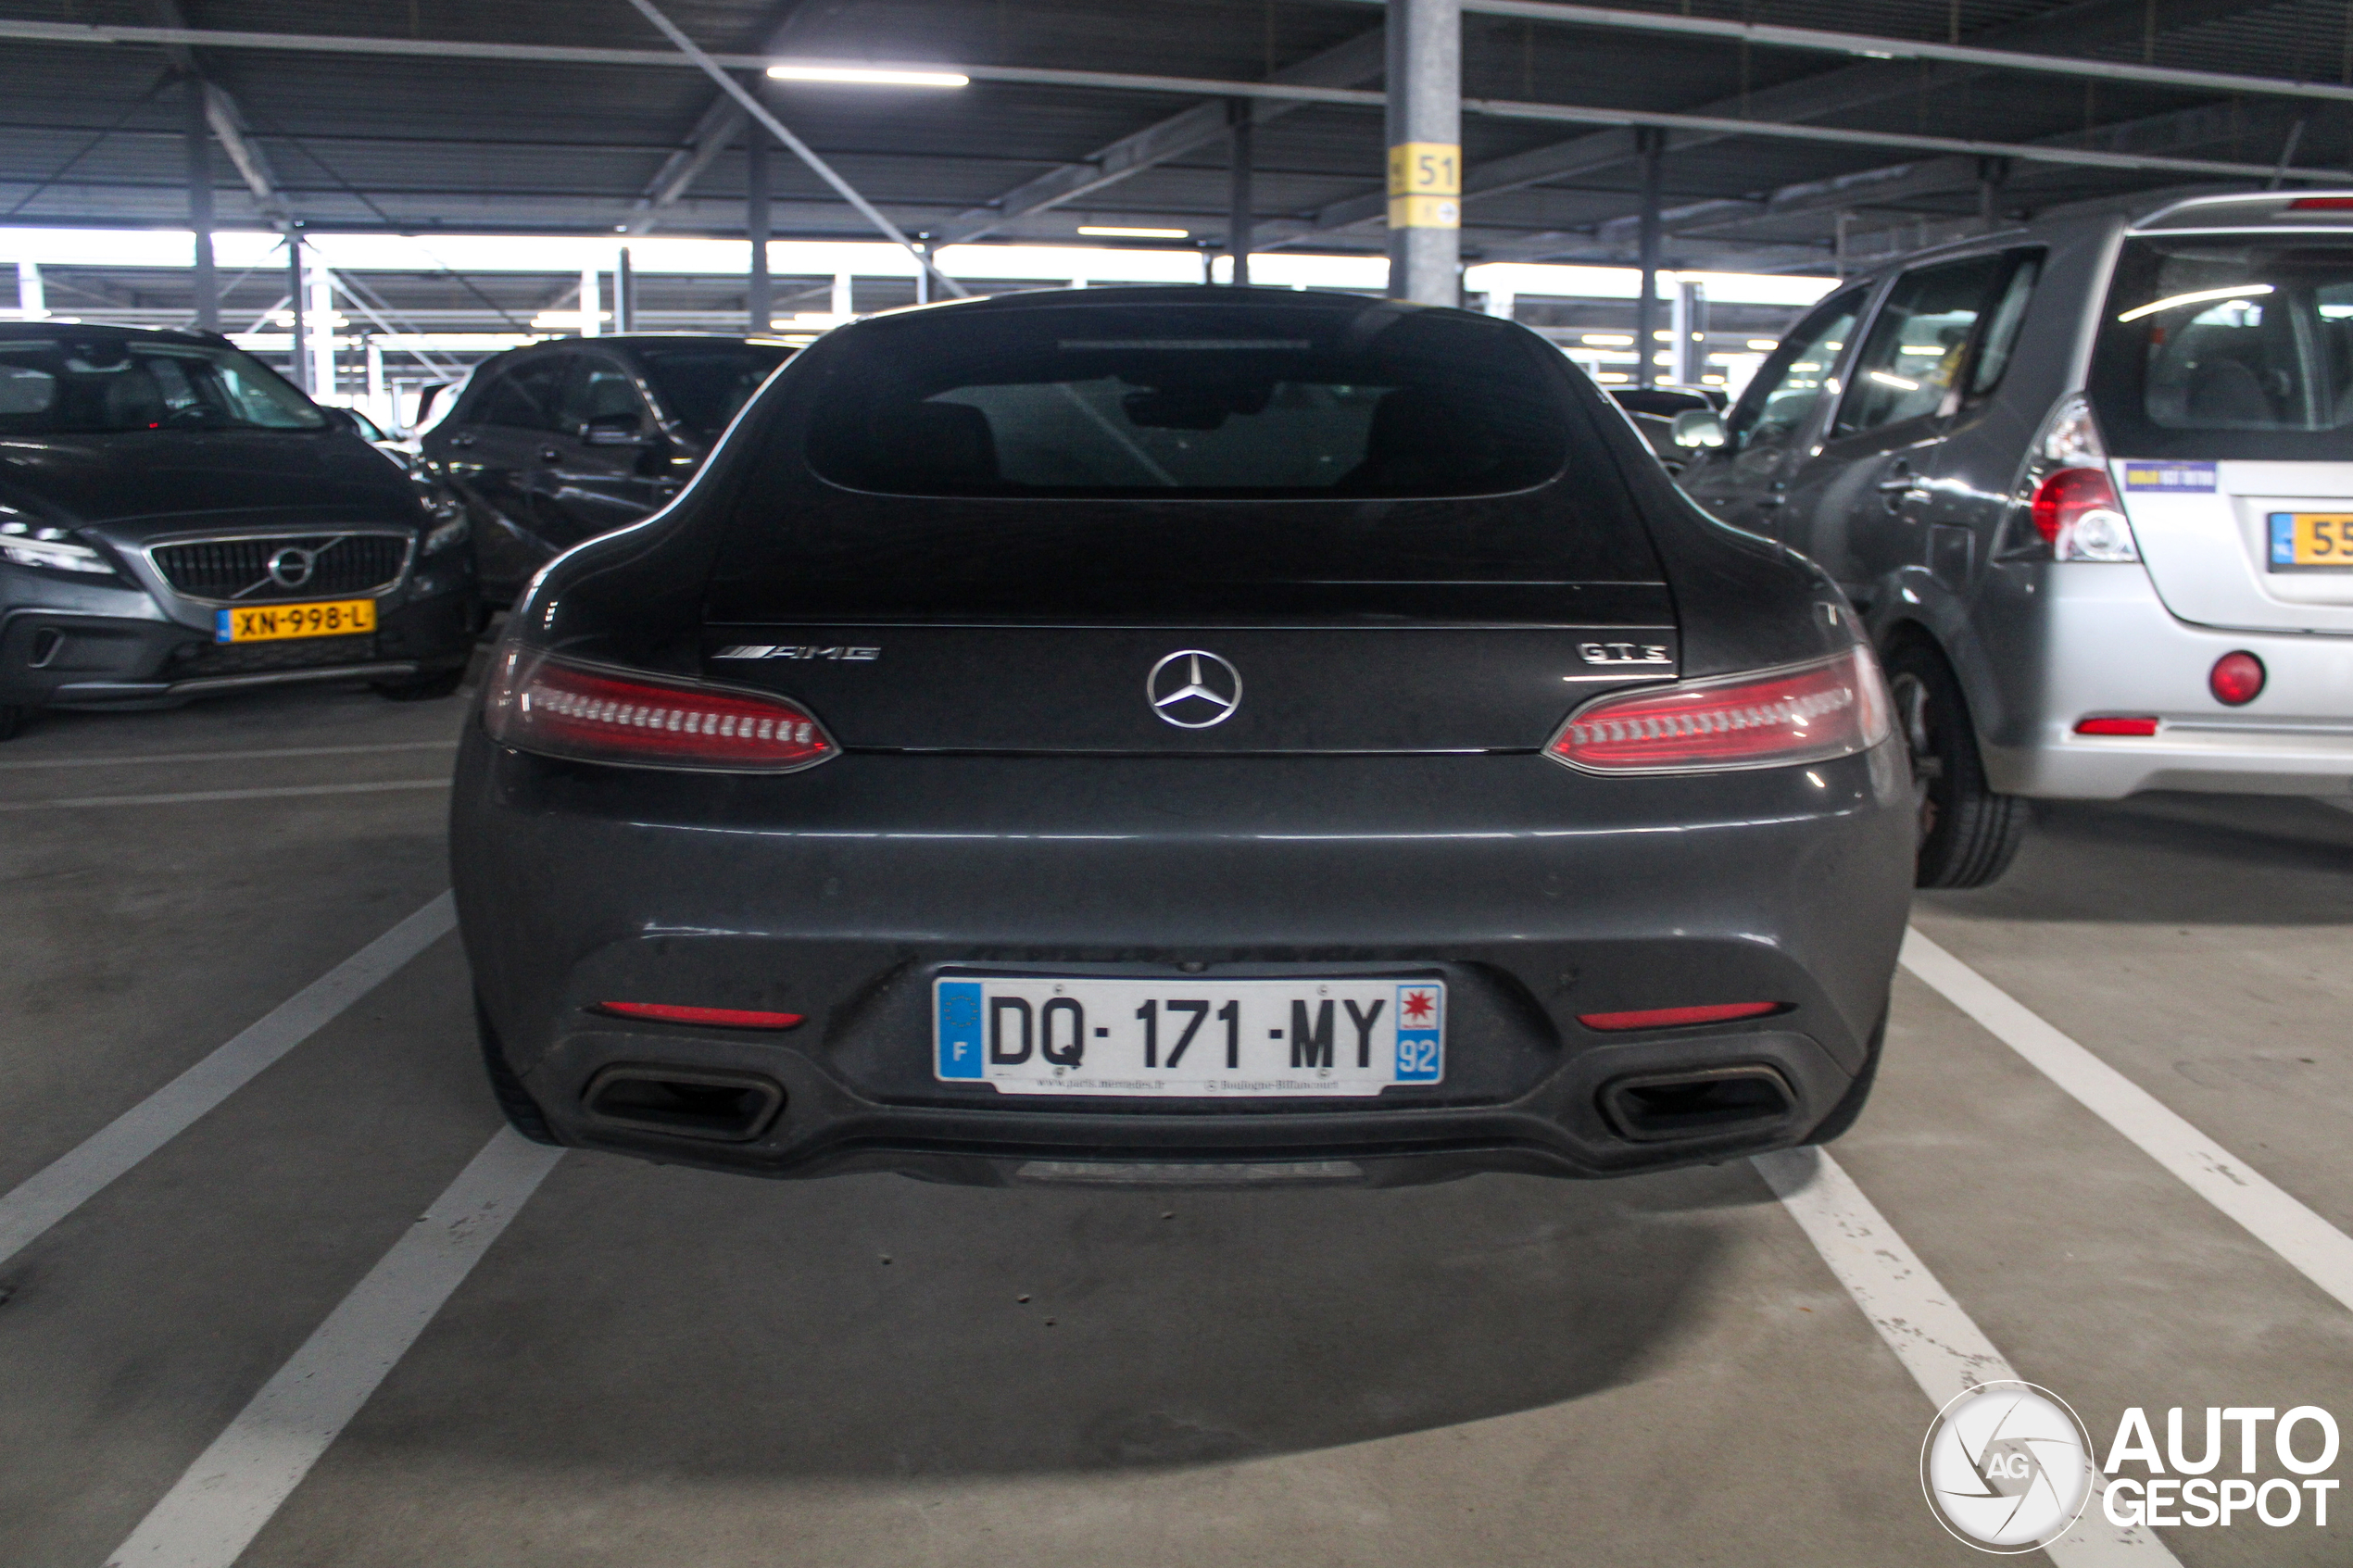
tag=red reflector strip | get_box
[2289,196,2353,210]
[2074,716,2159,736]
[484,649,834,772]
[1547,646,1890,773]
[1578,1002,1783,1032]
[596,1001,805,1030]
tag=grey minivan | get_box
[1674,191,2353,886]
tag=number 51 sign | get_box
[1388,141,1460,230]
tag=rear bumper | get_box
[1982,564,2353,798]
[452,732,1915,1185]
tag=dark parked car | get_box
[422,334,794,601]
[0,324,478,740]
[451,286,1913,1189]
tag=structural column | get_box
[616,245,635,332]
[308,262,336,397]
[1635,128,1664,389]
[579,265,601,337]
[1385,0,1461,307]
[746,113,772,332]
[185,76,218,332]
[284,233,308,392]
[1227,100,1253,286]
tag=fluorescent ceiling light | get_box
[1868,370,1920,391]
[767,63,969,88]
[1579,332,1634,346]
[2116,282,2272,323]
[1076,226,1189,239]
[1746,338,1780,350]
[530,309,612,328]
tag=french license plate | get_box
[934,976,1444,1097]
[213,598,378,643]
[2267,512,2353,570]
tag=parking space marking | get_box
[1755,1148,2179,1565]
[1902,928,2353,1316]
[0,779,452,810]
[104,1129,562,1568]
[0,740,459,771]
[0,893,456,1267]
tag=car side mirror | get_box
[581,413,651,446]
[1670,408,1729,449]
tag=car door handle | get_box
[1877,475,1924,493]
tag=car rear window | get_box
[710,297,1663,620]
[2091,234,2353,459]
[803,300,1567,498]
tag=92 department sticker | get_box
[213,597,377,643]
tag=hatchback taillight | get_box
[2031,467,2139,561]
[483,648,836,772]
[1546,646,1892,774]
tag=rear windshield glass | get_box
[636,343,794,437]
[2091,235,2353,459]
[802,300,1568,498]
[0,335,323,433]
[714,298,1659,618]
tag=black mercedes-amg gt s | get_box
[451,286,1913,1188]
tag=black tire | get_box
[1883,637,2028,889]
[371,667,466,702]
[475,993,560,1146]
[0,703,25,742]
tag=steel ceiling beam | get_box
[138,1,290,227]
[12,9,2353,109]
[1344,0,2353,107]
[929,25,1387,247]
[1296,0,2285,244]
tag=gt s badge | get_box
[714,645,879,661]
[1578,642,1672,666]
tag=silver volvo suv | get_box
[1671,191,2353,886]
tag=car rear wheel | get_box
[1884,638,2027,889]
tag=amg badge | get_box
[713,645,880,661]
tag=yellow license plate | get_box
[213,598,378,643]
[2268,512,2353,570]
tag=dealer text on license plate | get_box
[214,598,378,643]
[934,976,1444,1096]
[2268,512,2353,570]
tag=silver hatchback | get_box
[1672,190,2353,886]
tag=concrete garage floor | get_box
[3,681,2350,1567]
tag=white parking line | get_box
[0,740,459,771]
[0,893,456,1268]
[104,1129,561,1568]
[0,779,452,810]
[1755,1148,2179,1566]
[1901,928,2353,1317]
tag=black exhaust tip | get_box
[1600,1065,1796,1143]
[581,1065,785,1142]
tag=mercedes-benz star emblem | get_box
[266,546,319,588]
[1147,649,1243,729]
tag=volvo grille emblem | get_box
[266,546,319,588]
[1147,649,1243,729]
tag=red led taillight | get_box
[483,648,835,772]
[596,1001,806,1030]
[2209,650,2265,706]
[1579,1002,1783,1032]
[2075,716,2159,736]
[2290,196,2353,210]
[1546,646,1891,774]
